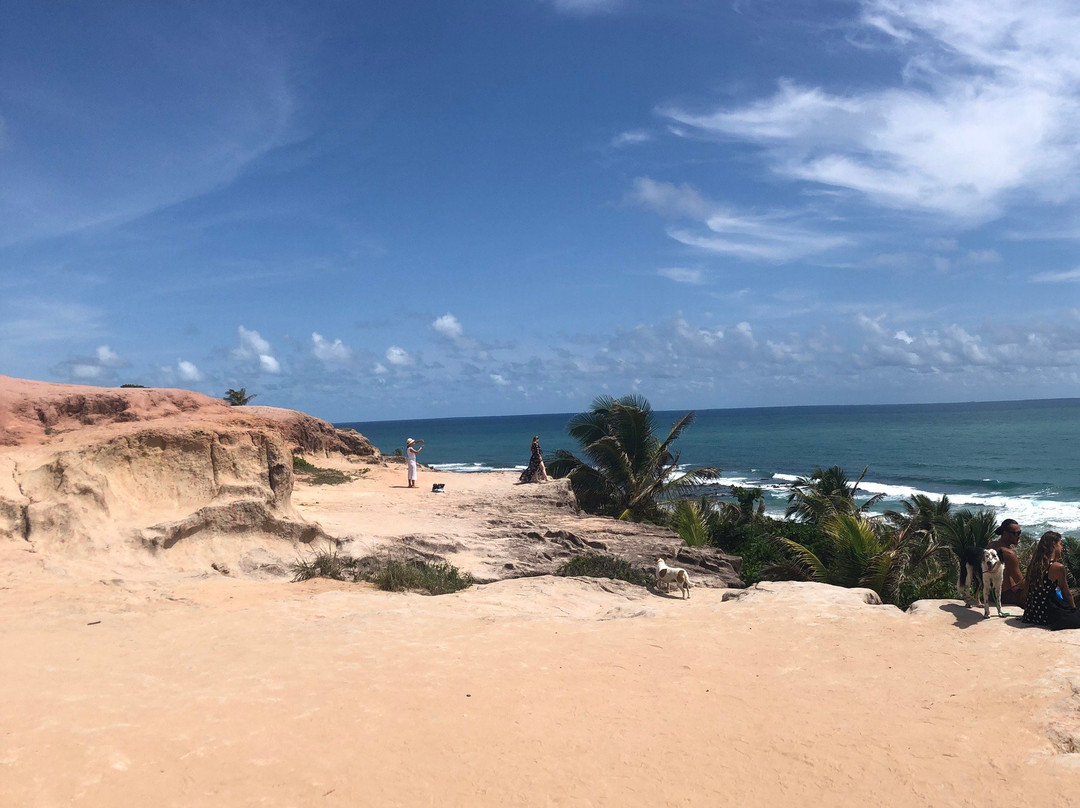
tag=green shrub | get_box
[556,553,652,587]
[291,549,473,595]
[373,559,474,595]
[292,455,352,485]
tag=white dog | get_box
[656,558,691,599]
[958,547,1004,618]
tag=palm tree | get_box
[781,512,899,598]
[883,493,952,537]
[672,499,713,547]
[934,507,999,556]
[785,465,883,524]
[781,492,964,607]
[883,494,957,607]
[547,394,719,522]
[223,388,257,406]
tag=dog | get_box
[957,546,1004,618]
[655,558,691,599]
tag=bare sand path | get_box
[2,449,1079,806]
[2,566,1079,807]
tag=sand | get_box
[2,460,1079,807]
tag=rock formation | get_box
[0,376,366,572]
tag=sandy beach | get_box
[2,380,1079,806]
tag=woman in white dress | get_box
[406,438,424,488]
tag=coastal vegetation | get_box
[556,553,653,587]
[548,394,720,522]
[694,482,1011,607]
[291,548,473,595]
[548,393,1047,608]
[292,455,363,485]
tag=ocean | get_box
[340,398,1080,535]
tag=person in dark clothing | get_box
[519,436,548,483]
[1022,531,1080,629]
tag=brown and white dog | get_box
[656,558,691,599]
[958,547,1004,618]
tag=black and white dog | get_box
[957,547,1005,618]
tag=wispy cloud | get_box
[610,129,652,148]
[630,176,850,262]
[658,267,705,284]
[1032,267,1080,283]
[661,0,1080,222]
[544,0,623,16]
[0,298,103,346]
[0,8,300,248]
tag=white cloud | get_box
[311,332,351,362]
[386,346,412,366]
[432,313,464,340]
[658,267,705,285]
[95,345,123,366]
[232,325,280,373]
[661,1,1080,221]
[611,129,651,148]
[177,360,202,382]
[490,374,510,385]
[233,325,272,359]
[373,363,388,375]
[628,177,712,219]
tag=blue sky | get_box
[3,0,1079,422]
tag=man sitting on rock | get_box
[989,519,1026,607]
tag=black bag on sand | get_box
[1047,597,1080,631]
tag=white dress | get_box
[407,447,419,481]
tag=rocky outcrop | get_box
[0,377,360,571]
[353,477,744,589]
[242,405,380,460]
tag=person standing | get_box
[989,518,1026,606]
[406,438,424,488]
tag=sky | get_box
[2,0,1080,422]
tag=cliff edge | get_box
[0,376,369,575]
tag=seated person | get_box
[1022,531,1080,629]
[989,519,1026,606]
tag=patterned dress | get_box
[1022,573,1056,626]
[519,441,544,483]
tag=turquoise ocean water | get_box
[340,398,1080,535]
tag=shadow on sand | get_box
[939,602,1029,630]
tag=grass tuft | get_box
[556,553,652,587]
[291,549,473,595]
[291,547,365,582]
[373,559,475,595]
[292,455,353,485]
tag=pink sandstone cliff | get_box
[0,376,377,573]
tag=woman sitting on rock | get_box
[1022,531,1080,629]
